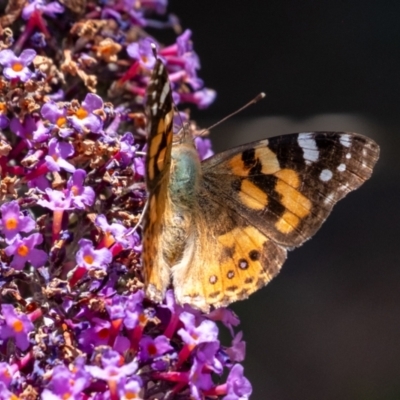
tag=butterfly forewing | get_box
[201,132,380,248]
[142,59,174,302]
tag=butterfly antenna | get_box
[201,92,266,135]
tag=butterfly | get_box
[142,58,380,312]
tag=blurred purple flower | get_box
[0,49,36,82]
[0,201,36,242]
[127,38,158,70]
[37,188,72,211]
[67,169,95,209]
[76,238,112,270]
[69,93,103,134]
[5,233,48,270]
[0,304,34,351]
[41,102,74,138]
[22,0,65,19]
[44,138,76,172]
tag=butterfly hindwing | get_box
[172,192,287,310]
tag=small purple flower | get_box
[37,188,72,211]
[226,332,246,363]
[0,49,36,82]
[139,335,173,361]
[85,348,138,382]
[195,137,214,161]
[133,156,145,178]
[0,363,13,387]
[0,381,15,399]
[41,102,74,138]
[96,214,127,239]
[0,304,34,351]
[67,169,95,209]
[76,238,112,270]
[0,201,36,242]
[69,93,103,134]
[44,138,76,173]
[223,364,252,400]
[9,116,49,147]
[5,233,48,270]
[28,175,50,191]
[119,132,136,165]
[140,0,167,14]
[78,318,111,351]
[189,357,214,400]
[22,0,64,20]
[117,379,143,400]
[178,312,219,349]
[41,361,90,399]
[127,38,158,70]
[180,88,217,109]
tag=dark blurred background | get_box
[169,1,399,399]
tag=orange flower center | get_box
[12,62,23,72]
[5,217,18,230]
[75,107,88,119]
[70,185,79,196]
[12,319,23,333]
[83,254,94,265]
[17,244,29,257]
[125,392,138,399]
[56,116,67,128]
[0,102,6,113]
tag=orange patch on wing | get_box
[149,196,158,223]
[275,169,300,188]
[157,147,167,171]
[149,131,163,159]
[147,158,155,181]
[275,210,300,234]
[255,147,280,174]
[157,118,166,136]
[275,180,312,218]
[239,179,268,210]
[229,153,250,176]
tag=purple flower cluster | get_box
[0,0,251,398]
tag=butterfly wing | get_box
[173,132,379,310]
[142,59,174,302]
[201,132,380,247]
[172,192,287,310]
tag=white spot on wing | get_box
[319,169,333,182]
[298,133,319,165]
[337,163,346,172]
[346,153,351,159]
[340,134,352,148]
[324,192,335,205]
[151,104,158,115]
[159,82,170,105]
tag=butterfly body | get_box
[142,59,380,312]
